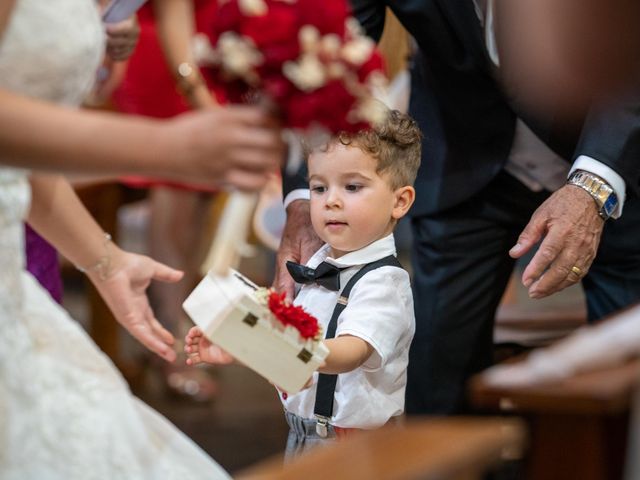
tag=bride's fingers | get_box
[151,261,184,284]
[148,313,174,345]
[125,310,176,362]
[132,324,176,362]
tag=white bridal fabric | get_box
[0,1,229,478]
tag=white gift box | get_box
[183,269,329,394]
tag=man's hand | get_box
[273,199,323,299]
[509,185,605,298]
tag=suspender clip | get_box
[315,415,330,438]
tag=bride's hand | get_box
[88,246,183,362]
[160,106,285,191]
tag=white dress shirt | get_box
[281,234,415,429]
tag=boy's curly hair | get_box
[336,109,422,189]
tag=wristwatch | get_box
[567,170,619,220]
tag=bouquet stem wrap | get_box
[202,191,258,276]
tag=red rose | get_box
[298,0,349,35]
[241,3,299,48]
[357,51,386,82]
[267,290,320,340]
[205,0,386,133]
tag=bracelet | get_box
[74,233,113,281]
[175,61,205,98]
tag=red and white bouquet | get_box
[203,0,388,133]
[199,0,389,276]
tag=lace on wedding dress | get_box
[0,2,229,478]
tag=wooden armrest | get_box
[470,357,640,415]
[236,418,525,480]
[495,303,586,330]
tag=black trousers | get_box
[405,171,640,415]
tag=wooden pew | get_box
[236,417,525,480]
[469,357,640,480]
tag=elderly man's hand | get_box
[273,199,323,300]
[509,184,605,298]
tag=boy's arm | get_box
[319,335,375,375]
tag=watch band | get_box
[567,170,619,220]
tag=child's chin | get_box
[330,242,361,256]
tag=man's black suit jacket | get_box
[351,0,640,217]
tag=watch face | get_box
[603,192,619,217]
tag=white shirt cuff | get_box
[283,188,310,210]
[569,155,626,218]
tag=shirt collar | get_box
[307,234,397,269]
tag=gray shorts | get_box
[283,411,338,462]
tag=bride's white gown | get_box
[0,1,229,478]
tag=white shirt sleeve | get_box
[569,155,626,218]
[335,267,415,372]
[283,188,310,210]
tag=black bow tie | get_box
[286,260,344,291]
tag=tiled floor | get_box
[132,364,289,473]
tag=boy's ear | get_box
[392,186,416,219]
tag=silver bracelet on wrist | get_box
[74,233,113,281]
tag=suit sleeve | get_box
[282,161,308,197]
[575,90,640,197]
[349,0,387,41]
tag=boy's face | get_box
[308,143,412,258]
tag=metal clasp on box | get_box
[242,312,258,326]
[297,348,312,363]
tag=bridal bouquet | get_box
[185,0,384,391]
[203,0,388,132]
[199,0,389,275]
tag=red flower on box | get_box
[267,290,320,340]
[203,0,387,133]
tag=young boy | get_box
[185,109,422,459]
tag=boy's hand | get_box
[185,326,235,365]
